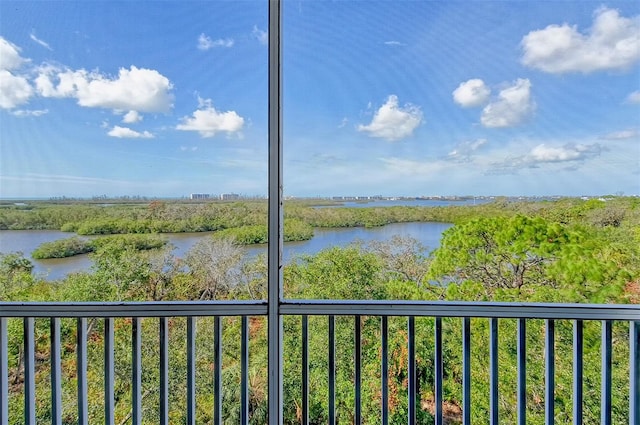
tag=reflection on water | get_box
[0,222,452,281]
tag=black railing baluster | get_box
[241,316,249,425]
[302,315,309,425]
[51,318,62,425]
[408,316,416,425]
[77,318,88,425]
[355,315,361,425]
[601,320,612,425]
[159,317,169,425]
[132,317,142,425]
[381,316,388,425]
[214,316,223,425]
[545,319,555,425]
[517,318,526,425]
[24,318,35,425]
[328,315,335,425]
[490,318,499,425]
[187,316,196,425]
[462,317,471,425]
[0,318,7,425]
[573,320,583,425]
[105,318,114,425]
[631,321,639,425]
[435,317,443,425]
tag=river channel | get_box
[0,222,452,281]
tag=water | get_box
[278,222,451,261]
[0,221,452,281]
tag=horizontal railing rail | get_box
[0,300,268,317]
[2,299,639,319]
[1,300,639,425]
[280,299,640,320]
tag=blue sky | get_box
[1,1,638,199]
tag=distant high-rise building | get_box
[190,193,210,200]
[220,193,240,201]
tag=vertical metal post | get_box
[159,317,169,425]
[268,0,283,424]
[408,316,416,425]
[490,318,499,425]
[24,318,35,425]
[187,317,196,425]
[545,319,555,425]
[328,316,336,425]
[0,318,7,425]
[434,317,443,425]
[517,318,526,425]
[214,316,223,425]
[241,316,249,425]
[573,320,583,425]
[105,318,114,425]
[381,316,388,425]
[354,315,361,425]
[77,318,88,425]
[462,317,471,425]
[132,317,142,425]
[631,321,639,425]
[302,316,309,425]
[601,320,612,425]
[51,318,62,425]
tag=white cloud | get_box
[11,109,48,117]
[122,110,143,123]
[0,39,34,109]
[197,33,234,50]
[489,142,603,173]
[521,7,640,74]
[0,70,33,109]
[252,26,268,45]
[600,129,638,140]
[447,139,487,162]
[529,143,601,162]
[176,98,244,138]
[384,41,405,46]
[626,90,640,104]
[452,79,490,107]
[30,33,52,50]
[107,126,154,139]
[35,65,174,113]
[0,37,27,71]
[358,95,423,141]
[481,79,535,128]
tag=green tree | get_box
[89,235,169,300]
[285,246,386,300]
[428,215,575,291]
[31,236,92,259]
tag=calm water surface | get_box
[0,222,452,281]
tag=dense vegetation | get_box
[1,197,639,423]
[31,234,167,259]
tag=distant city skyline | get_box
[1,1,639,198]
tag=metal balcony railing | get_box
[1,300,638,425]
